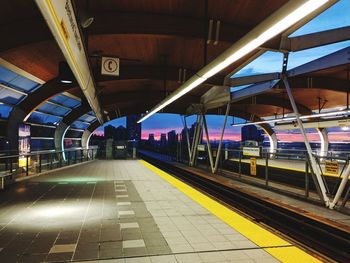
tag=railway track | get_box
[140,153,350,262]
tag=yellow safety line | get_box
[139,160,321,263]
[236,159,338,178]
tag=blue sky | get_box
[95,1,350,140]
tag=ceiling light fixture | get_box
[137,0,331,123]
[231,110,350,127]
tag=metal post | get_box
[50,153,53,169]
[26,155,29,176]
[59,152,62,167]
[190,115,200,166]
[305,155,309,198]
[265,153,269,187]
[283,76,330,207]
[330,160,350,209]
[75,150,77,163]
[191,115,203,166]
[39,154,42,173]
[341,184,350,208]
[213,103,231,173]
[203,114,215,173]
[238,151,242,178]
[81,149,83,162]
[183,116,192,162]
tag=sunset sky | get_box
[93,1,350,144]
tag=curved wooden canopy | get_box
[1,0,349,131]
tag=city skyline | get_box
[94,115,350,144]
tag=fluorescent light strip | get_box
[231,110,350,127]
[138,0,330,123]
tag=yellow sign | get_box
[250,158,257,176]
[19,157,31,168]
[60,19,69,40]
[325,161,338,175]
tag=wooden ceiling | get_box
[1,0,349,125]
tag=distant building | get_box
[167,130,178,147]
[148,133,155,142]
[126,114,142,141]
[114,125,127,141]
[160,133,167,148]
[180,122,202,146]
[104,125,115,139]
[241,125,264,143]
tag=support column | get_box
[283,76,330,207]
[6,108,26,153]
[182,116,192,161]
[213,103,230,173]
[54,122,69,160]
[190,116,203,167]
[261,128,277,157]
[82,129,92,158]
[316,128,329,157]
[54,122,69,151]
[203,114,215,173]
[82,130,92,149]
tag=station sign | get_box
[101,56,120,76]
[35,0,103,123]
[325,161,339,176]
[197,145,206,152]
[250,158,257,176]
[243,147,260,157]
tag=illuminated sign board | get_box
[18,124,31,168]
[243,147,260,157]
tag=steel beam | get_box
[182,116,192,162]
[282,26,350,52]
[213,103,231,173]
[231,80,280,102]
[229,72,281,87]
[283,75,330,206]
[330,164,350,209]
[288,46,350,77]
[202,114,215,173]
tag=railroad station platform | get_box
[0,159,321,263]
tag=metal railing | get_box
[0,147,98,182]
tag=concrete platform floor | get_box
[0,160,316,262]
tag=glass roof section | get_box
[37,102,71,117]
[232,51,284,78]
[49,93,80,108]
[0,104,13,119]
[0,66,40,93]
[0,85,26,105]
[0,65,41,119]
[290,0,350,37]
[71,120,90,130]
[78,113,96,123]
[288,41,350,70]
[27,111,62,125]
[27,92,81,125]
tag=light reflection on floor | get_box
[0,199,117,231]
[32,176,105,183]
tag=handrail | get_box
[0,147,98,160]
